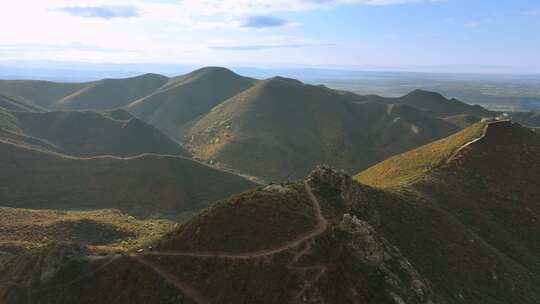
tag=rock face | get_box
[340,214,433,304]
[309,166,434,304]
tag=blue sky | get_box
[1,0,539,72]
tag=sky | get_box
[1,0,539,72]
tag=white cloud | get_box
[0,0,445,64]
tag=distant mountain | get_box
[372,89,491,118]
[127,67,256,140]
[57,74,169,110]
[185,77,459,181]
[0,80,86,109]
[356,121,540,303]
[0,140,256,217]
[0,109,189,158]
[0,93,46,112]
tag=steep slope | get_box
[1,168,434,304]
[356,121,540,303]
[127,67,256,140]
[375,89,491,118]
[57,74,169,110]
[186,77,459,181]
[0,140,256,217]
[8,109,189,157]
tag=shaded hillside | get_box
[9,109,189,157]
[386,89,491,118]
[0,80,86,108]
[0,140,256,217]
[57,74,169,110]
[127,67,256,140]
[0,94,46,112]
[186,77,459,181]
[356,121,540,303]
[1,168,434,304]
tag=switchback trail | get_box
[131,180,330,303]
[140,180,328,260]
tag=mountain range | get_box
[2,120,539,303]
[0,67,539,303]
[5,66,534,181]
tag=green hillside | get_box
[0,207,174,253]
[9,109,189,157]
[1,168,434,304]
[127,67,256,140]
[2,122,539,304]
[354,121,540,303]
[0,93,46,112]
[185,77,459,181]
[57,74,169,110]
[0,80,86,108]
[0,140,256,217]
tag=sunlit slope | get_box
[354,121,540,303]
[128,67,256,140]
[186,77,459,181]
[57,74,169,110]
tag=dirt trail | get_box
[132,180,330,303]
[140,180,328,260]
[448,119,511,163]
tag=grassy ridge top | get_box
[155,183,317,253]
[355,121,486,188]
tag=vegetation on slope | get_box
[0,208,174,252]
[1,168,434,304]
[355,121,540,303]
[156,183,318,253]
[356,121,485,187]
[0,94,46,112]
[0,80,86,108]
[11,109,190,157]
[186,77,459,181]
[128,67,256,140]
[0,140,256,217]
[57,74,169,110]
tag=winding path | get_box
[131,180,329,303]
